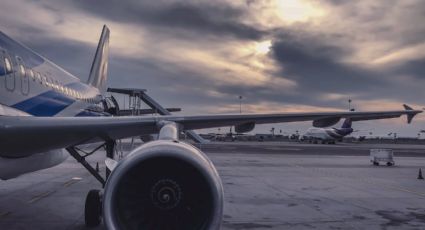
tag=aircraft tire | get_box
[85,189,102,227]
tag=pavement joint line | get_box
[28,190,56,204]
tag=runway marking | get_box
[384,185,425,197]
[62,177,82,187]
[265,147,302,151]
[0,211,11,218]
[28,190,55,204]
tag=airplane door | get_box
[15,56,29,95]
[0,49,15,91]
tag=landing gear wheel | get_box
[85,189,102,227]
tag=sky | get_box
[0,0,424,137]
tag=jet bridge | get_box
[106,87,207,143]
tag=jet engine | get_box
[103,140,223,230]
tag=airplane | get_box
[299,118,354,144]
[0,25,421,230]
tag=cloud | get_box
[70,0,266,41]
[0,0,424,135]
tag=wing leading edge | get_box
[0,105,420,157]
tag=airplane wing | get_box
[0,105,420,157]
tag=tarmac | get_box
[1,141,425,229]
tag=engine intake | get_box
[103,140,223,230]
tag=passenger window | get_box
[43,76,48,86]
[48,78,54,88]
[53,80,59,90]
[36,73,42,84]
[4,58,12,74]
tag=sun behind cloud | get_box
[255,40,272,55]
[275,0,326,24]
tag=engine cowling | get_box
[313,117,340,128]
[103,140,223,230]
[235,122,255,133]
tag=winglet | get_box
[403,104,413,111]
[403,104,416,124]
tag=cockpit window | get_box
[4,58,12,74]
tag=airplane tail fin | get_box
[341,118,352,129]
[87,25,110,93]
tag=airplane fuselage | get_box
[0,31,106,179]
[0,31,104,118]
[300,127,353,143]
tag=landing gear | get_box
[66,140,116,228]
[85,190,102,227]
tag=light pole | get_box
[239,95,243,114]
[348,98,352,111]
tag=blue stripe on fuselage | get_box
[12,90,75,116]
[0,62,4,76]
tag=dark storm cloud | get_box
[322,0,425,51]
[20,35,94,80]
[71,0,265,40]
[271,38,384,93]
[4,0,425,111]
[12,31,239,110]
[392,59,425,79]
[268,26,425,106]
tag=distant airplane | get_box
[299,118,353,144]
[0,25,421,230]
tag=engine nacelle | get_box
[235,122,255,133]
[313,117,340,128]
[103,140,223,230]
